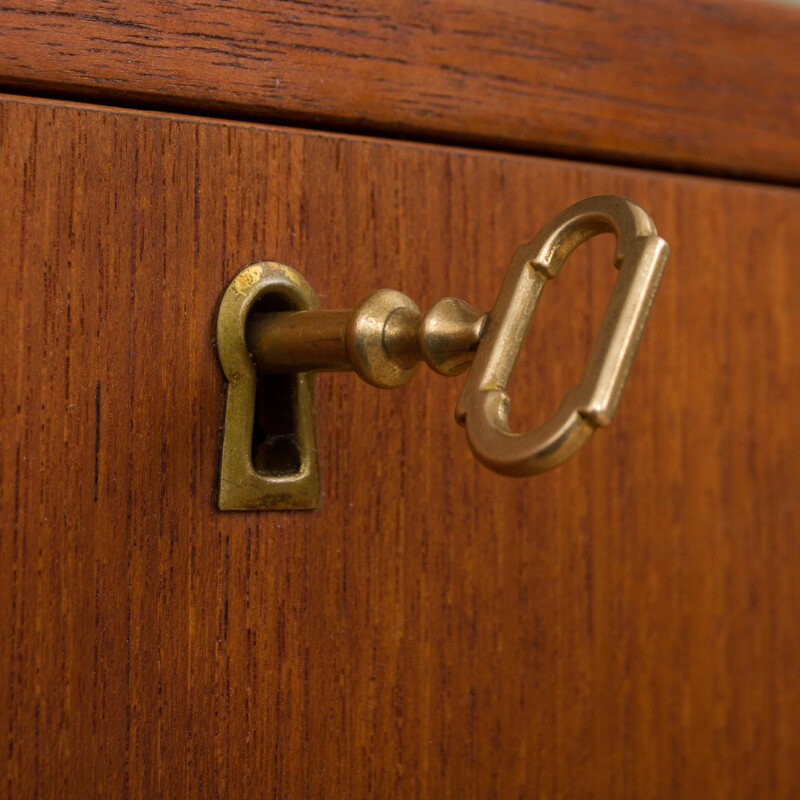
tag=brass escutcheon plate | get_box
[216,262,321,510]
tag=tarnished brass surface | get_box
[216,262,320,510]
[216,195,668,507]
[246,310,352,373]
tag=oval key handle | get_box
[456,194,669,476]
[215,195,669,509]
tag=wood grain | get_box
[0,1,799,182]
[2,95,800,798]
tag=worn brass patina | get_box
[216,195,669,509]
[216,262,320,510]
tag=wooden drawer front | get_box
[2,97,799,798]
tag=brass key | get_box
[216,195,669,509]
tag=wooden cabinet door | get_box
[2,96,799,798]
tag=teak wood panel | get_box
[1,0,799,182]
[1,96,799,798]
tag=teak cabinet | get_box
[2,3,800,798]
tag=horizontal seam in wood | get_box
[1,82,798,191]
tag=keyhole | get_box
[248,294,302,476]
